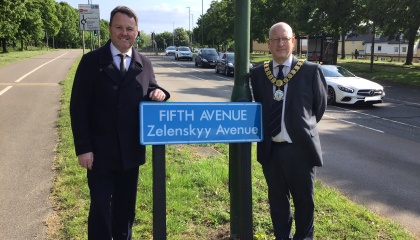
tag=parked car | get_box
[165,46,176,56]
[195,48,218,68]
[174,46,193,61]
[215,52,254,76]
[320,65,385,105]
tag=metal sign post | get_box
[140,102,262,239]
[79,4,100,53]
[230,0,253,238]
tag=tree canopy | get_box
[0,0,418,65]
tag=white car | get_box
[165,46,176,56]
[320,65,385,105]
[175,46,193,61]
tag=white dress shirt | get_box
[110,42,133,72]
[272,54,293,143]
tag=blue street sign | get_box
[140,102,263,145]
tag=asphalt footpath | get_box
[0,50,82,239]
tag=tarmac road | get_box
[153,55,420,238]
[0,50,82,239]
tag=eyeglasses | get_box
[270,37,292,44]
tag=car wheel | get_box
[201,61,204,68]
[327,86,336,105]
[195,60,198,67]
[215,65,219,73]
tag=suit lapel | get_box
[122,49,143,86]
[99,41,121,86]
[265,60,275,101]
[285,56,300,110]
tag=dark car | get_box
[215,52,235,76]
[215,52,254,76]
[195,48,218,68]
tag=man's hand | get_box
[149,89,166,101]
[78,152,94,170]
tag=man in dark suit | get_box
[249,22,327,239]
[70,6,170,240]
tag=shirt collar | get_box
[272,54,293,69]
[110,42,132,58]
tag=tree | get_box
[0,0,26,52]
[302,0,363,64]
[55,2,80,48]
[251,0,290,43]
[173,28,189,46]
[18,0,44,50]
[33,0,61,48]
[156,31,174,49]
[369,0,420,65]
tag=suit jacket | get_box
[70,40,170,170]
[249,56,327,167]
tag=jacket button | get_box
[113,86,118,90]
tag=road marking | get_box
[15,52,68,83]
[0,86,13,96]
[333,105,420,129]
[386,97,420,107]
[214,75,231,80]
[186,74,206,80]
[323,114,385,133]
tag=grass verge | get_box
[0,49,55,67]
[47,56,416,239]
[250,54,420,87]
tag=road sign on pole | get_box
[79,4,100,31]
[140,102,262,145]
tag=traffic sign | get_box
[79,4,100,31]
[140,102,263,145]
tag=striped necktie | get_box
[269,65,284,137]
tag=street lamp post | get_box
[191,14,194,44]
[187,7,190,46]
[398,34,402,62]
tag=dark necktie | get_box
[118,53,126,77]
[269,65,284,137]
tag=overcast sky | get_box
[56,0,211,34]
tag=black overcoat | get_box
[70,40,170,170]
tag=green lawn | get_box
[0,49,54,67]
[47,55,417,239]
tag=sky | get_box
[56,0,212,34]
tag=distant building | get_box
[252,39,307,55]
[338,32,420,62]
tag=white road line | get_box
[214,75,231,80]
[386,97,420,107]
[186,74,206,80]
[15,52,68,83]
[324,114,385,133]
[332,105,420,129]
[0,86,13,96]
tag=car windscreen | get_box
[203,50,217,55]
[321,66,355,77]
[178,47,190,51]
[167,47,176,50]
[226,54,234,61]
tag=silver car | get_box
[174,46,193,61]
[165,46,176,56]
